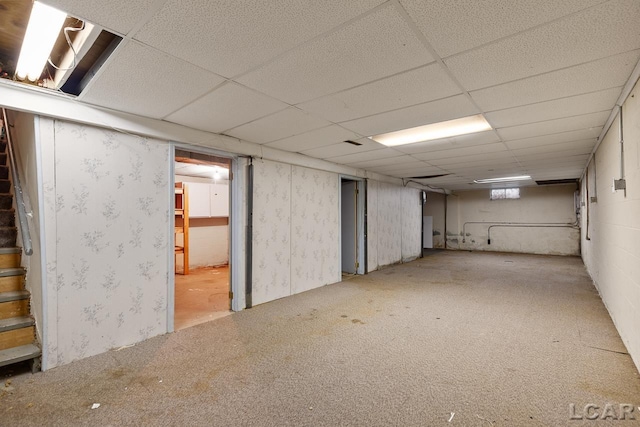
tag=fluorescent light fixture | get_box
[370,114,492,147]
[473,175,531,184]
[16,1,67,81]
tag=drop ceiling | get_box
[35,0,640,189]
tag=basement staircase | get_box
[0,114,41,371]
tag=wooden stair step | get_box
[0,343,40,368]
[0,267,26,277]
[0,316,34,333]
[0,326,35,350]
[0,290,29,303]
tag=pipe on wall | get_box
[461,221,575,243]
[487,224,578,245]
[245,159,253,308]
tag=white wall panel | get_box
[251,160,291,305]
[581,79,640,372]
[402,188,422,261]
[291,166,341,294]
[42,120,170,368]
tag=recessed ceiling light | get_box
[370,114,492,147]
[473,175,531,184]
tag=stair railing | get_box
[1,108,32,256]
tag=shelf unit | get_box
[175,182,189,275]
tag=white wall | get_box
[446,185,580,256]
[40,118,171,368]
[9,112,45,345]
[367,180,422,271]
[175,175,229,269]
[251,160,341,305]
[581,79,640,371]
[423,192,446,248]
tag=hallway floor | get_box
[2,251,639,426]
[174,266,231,330]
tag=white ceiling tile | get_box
[340,94,478,136]
[297,63,460,122]
[470,50,638,111]
[165,83,288,133]
[394,131,501,154]
[400,0,602,57]
[497,112,609,141]
[347,155,416,169]
[82,42,225,119]
[236,3,433,104]
[301,138,385,159]
[515,151,592,163]
[265,125,360,153]
[531,170,584,180]
[44,0,164,34]
[134,0,386,77]
[368,160,433,172]
[370,164,443,175]
[445,0,640,90]
[414,149,513,164]
[511,140,595,156]
[225,108,330,144]
[411,142,508,161]
[485,88,621,128]
[327,148,403,165]
[504,130,600,150]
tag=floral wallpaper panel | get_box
[251,160,291,305]
[45,120,170,367]
[376,181,403,267]
[290,166,340,294]
[367,180,379,272]
[402,188,422,261]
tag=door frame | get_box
[168,143,247,332]
[339,175,366,275]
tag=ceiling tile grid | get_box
[443,0,640,91]
[264,125,361,153]
[42,0,166,35]
[81,41,226,119]
[485,88,621,129]
[399,0,605,58]
[225,107,330,144]
[133,0,387,78]
[469,50,640,112]
[340,94,479,137]
[497,111,609,141]
[236,3,434,104]
[300,138,385,159]
[35,0,640,189]
[165,82,289,134]
[297,63,460,123]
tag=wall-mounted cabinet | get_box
[188,182,229,218]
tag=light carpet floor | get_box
[1,251,639,426]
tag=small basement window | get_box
[490,188,520,200]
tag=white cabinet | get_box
[188,182,229,218]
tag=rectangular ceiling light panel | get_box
[16,1,68,81]
[370,114,492,147]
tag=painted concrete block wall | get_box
[446,185,580,256]
[10,112,44,344]
[175,175,229,268]
[367,180,422,269]
[581,79,640,371]
[40,118,171,368]
[423,192,446,248]
[251,159,340,306]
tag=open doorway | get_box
[174,149,232,330]
[340,177,366,276]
